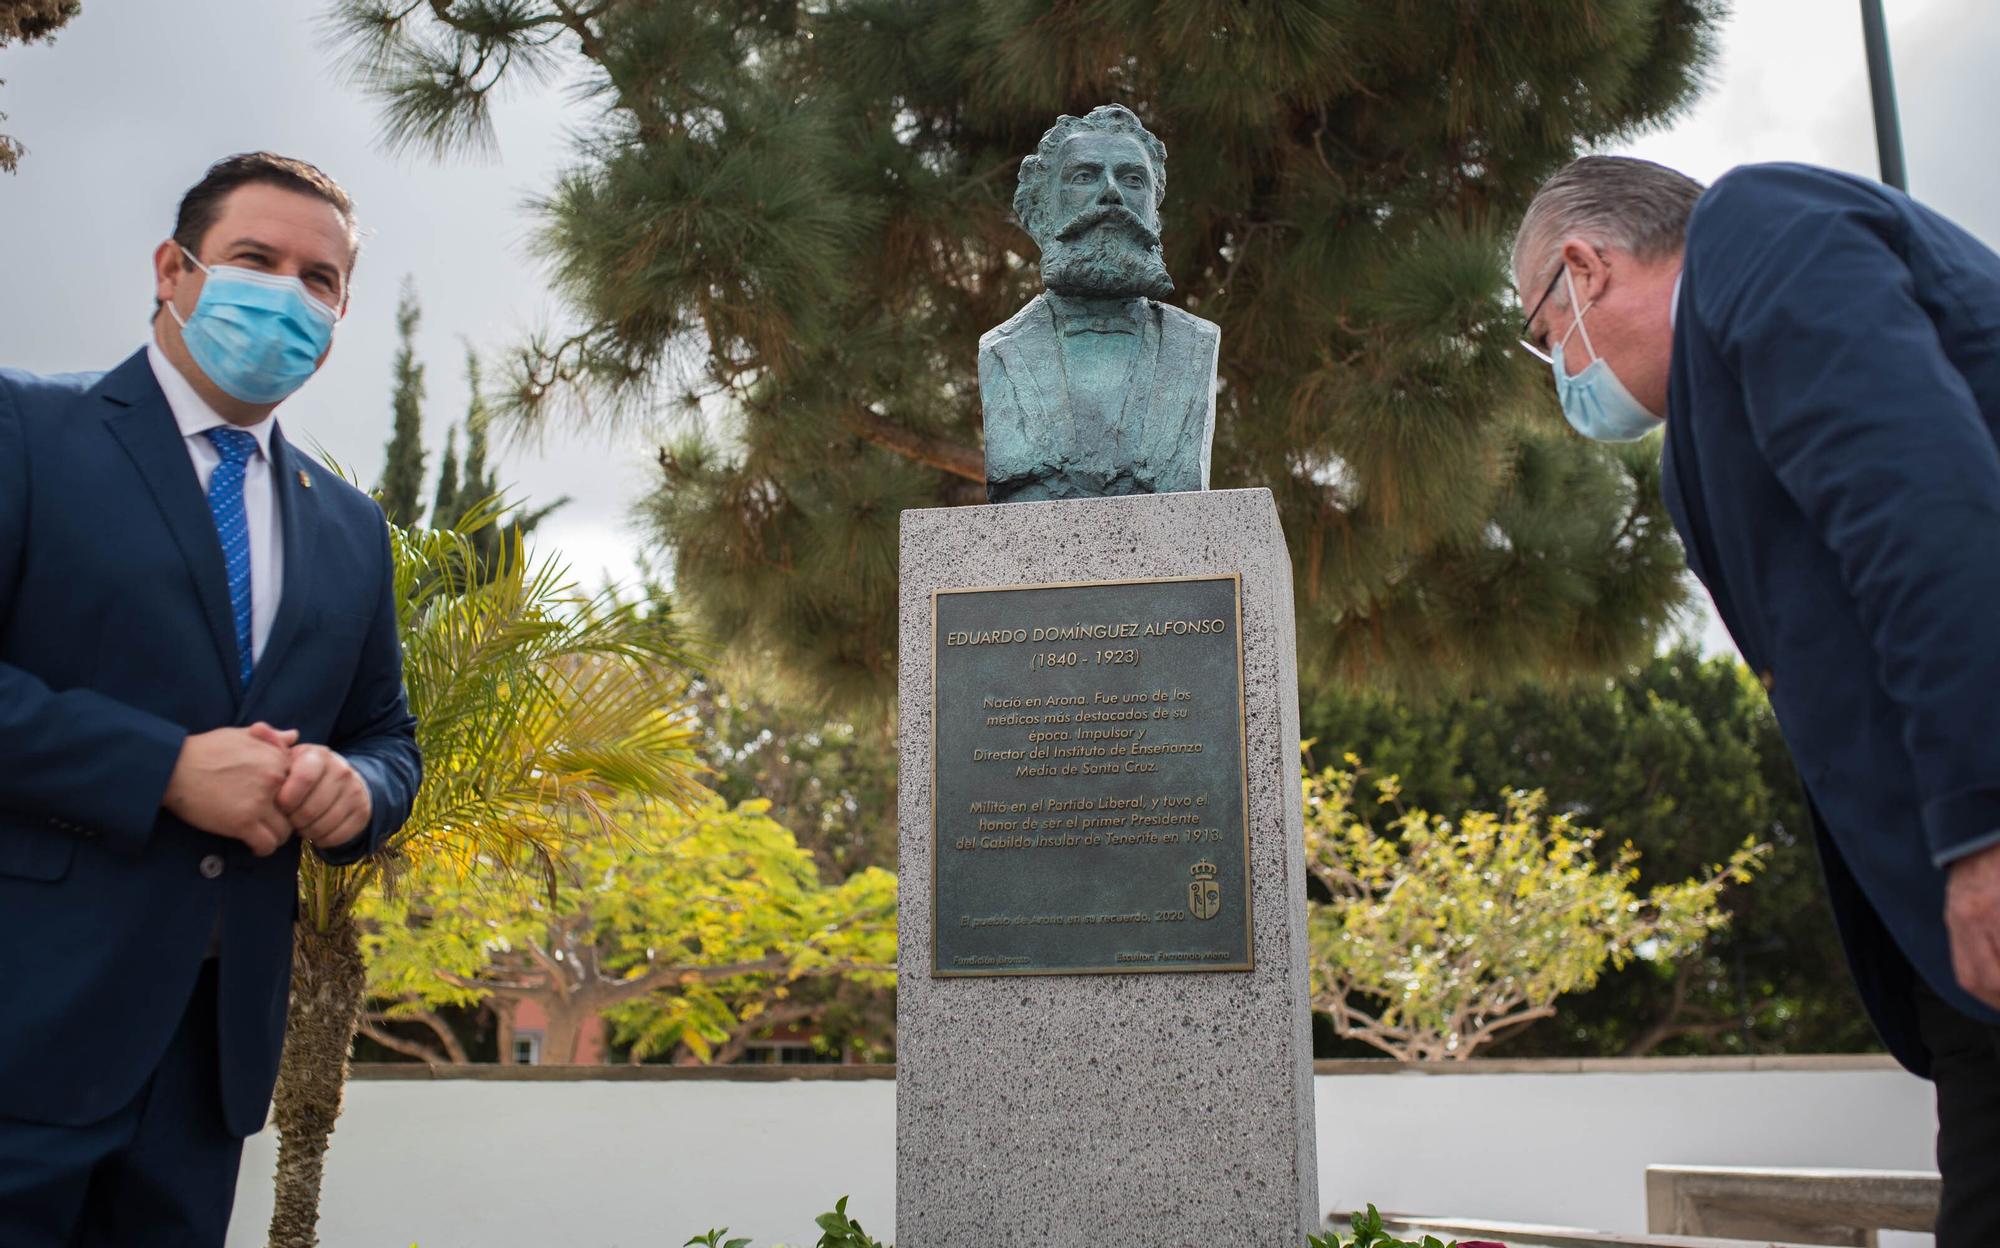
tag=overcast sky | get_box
[3,0,1994,651]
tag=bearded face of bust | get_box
[982,105,1218,504]
[1026,129,1174,301]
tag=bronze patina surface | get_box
[981,105,1219,504]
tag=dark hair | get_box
[172,151,360,268]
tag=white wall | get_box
[1312,1062,1936,1246]
[228,1060,1937,1248]
[231,1077,899,1248]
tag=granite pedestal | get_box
[896,487,1319,1246]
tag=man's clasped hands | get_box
[161,723,370,857]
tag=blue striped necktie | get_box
[203,428,258,688]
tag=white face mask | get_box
[1549,269,1660,443]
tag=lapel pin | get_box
[298,470,312,489]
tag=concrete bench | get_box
[1644,1165,1941,1247]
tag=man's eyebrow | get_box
[221,237,342,284]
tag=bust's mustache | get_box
[1039,200,1174,299]
[1054,204,1161,249]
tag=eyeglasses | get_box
[1517,264,1565,365]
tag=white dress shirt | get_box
[145,340,285,666]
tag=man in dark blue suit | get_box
[1513,155,2000,1246]
[0,152,421,1244]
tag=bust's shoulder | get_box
[1148,300,1220,349]
[980,295,1054,352]
[1150,300,1219,339]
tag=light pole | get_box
[1859,0,1909,191]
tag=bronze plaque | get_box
[931,574,1253,976]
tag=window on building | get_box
[512,1031,543,1066]
[733,1039,843,1065]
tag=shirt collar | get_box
[1670,272,1683,330]
[145,337,277,460]
[1047,293,1143,336]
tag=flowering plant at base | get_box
[687,1196,885,1248]
[683,1199,1488,1248]
[1312,1204,1509,1248]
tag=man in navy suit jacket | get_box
[0,153,421,1244]
[1513,156,2000,1247]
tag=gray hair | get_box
[1014,104,1167,241]
[1511,155,1706,295]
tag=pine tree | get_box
[375,278,428,527]
[0,1,80,174]
[332,1,1721,706]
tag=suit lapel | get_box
[99,351,245,701]
[242,426,321,717]
[1016,297,1070,464]
[1130,302,1169,467]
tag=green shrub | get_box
[683,1198,1481,1248]
[1311,1205,1465,1248]
[686,1196,886,1248]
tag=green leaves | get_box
[1303,644,1875,1056]
[681,1197,885,1248]
[1308,1204,1458,1248]
[298,505,709,945]
[680,1197,1467,1248]
[813,1195,887,1248]
[1304,753,1769,1060]
[359,793,897,1064]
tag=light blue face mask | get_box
[167,247,339,405]
[1549,270,1661,443]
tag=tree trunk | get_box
[538,998,596,1064]
[266,911,367,1248]
[494,998,517,1065]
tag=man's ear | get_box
[152,239,187,309]
[153,238,202,314]
[1559,238,1609,306]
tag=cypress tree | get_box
[375,278,428,528]
[439,348,569,566]
[430,426,459,533]
[459,348,496,512]
[333,1,1721,706]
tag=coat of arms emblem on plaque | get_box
[1187,859,1221,920]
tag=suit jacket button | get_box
[199,854,225,879]
[1759,669,1776,692]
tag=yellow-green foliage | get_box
[300,514,710,935]
[1305,755,1766,1061]
[360,795,895,1062]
